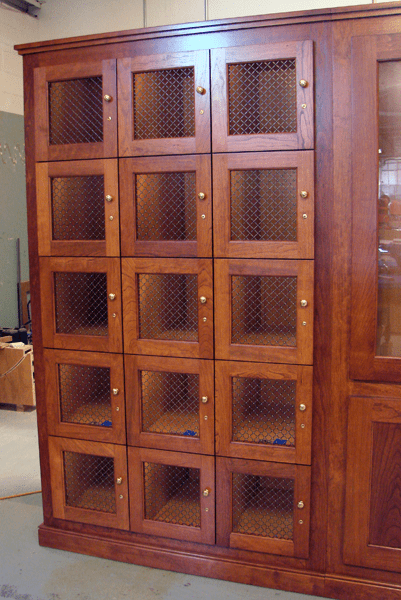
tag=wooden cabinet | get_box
[20,5,401,599]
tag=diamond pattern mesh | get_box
[133,68,195,140]
[63,451,116,513]
[58,364,112,426]
[51,176,105,241]
[135,172,196,241]
[141,370,199,437]
[232,473,294,539]
[232,377,295,446]
[228,59,297,136]
[49,77,103,146]
[138,273,198,341]
[54,272,108,336]
[230,169,297,242]
[231,275,297,347]
[144,462,200,527]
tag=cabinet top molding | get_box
[15,1,401,55]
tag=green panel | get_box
[0,111,29,328]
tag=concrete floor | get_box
[0,406,333,600]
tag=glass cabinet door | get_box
[39,257,122,352]
[351,33,401,382]
[216,457,311,558]
[48,436,129,529]
[36,159,119,257]
[211,41,313,153]
[122,258,213,359]
[214,259,313,365]
[44,349,125,443]
[118,50,210,157]
[34,60,117,162]
[120,155,212,258]
[213,151,314,259]
[129,447,215,544]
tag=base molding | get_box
[38,524,401,600]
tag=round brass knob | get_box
[105,194,113,202]
[200,296,207,304]
[112,388,119,396]
[201,396,208,404]
[300,299,308,307]
[196,86,206,95]
[299,403,306,412]
[109,293,116,301]
[299,79,308,88]
[104,94,112,102]
[297,501,305,509]
[203,488,210,497]
[198,192,206,200]
[116,477,123,485]
[300,190,308,199]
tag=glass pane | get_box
[377,62,401,356]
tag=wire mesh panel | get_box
[51,176,105,241]
[49,77,103,145]
[63,451,116,513]
[143,462,201,527]
[232,377,295,446]
[231,275,297,346]
[133,68,195,140]
[232,473,294,539]
[135,172,196,241]
[141,370,200,437]
[228,59,297,136]
[54,272,108,336]
[138,273,198,341]
[58,363,112,427]
[230,169,297,242]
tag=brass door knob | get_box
[201,396,208,404]
[196,86,206,95]
[300,299,308,307]
[299,79,308,88]
[104,94,112,102]
[297,501,305,509]
[116,477,123,485]
[112,388,119,395]
[203,488,210,497]
[300,190,308,199]
[105,194,113,202]
[198,192,205,200]
[109,293,116,301]
[200,296,207,304]
[299,403,306,412]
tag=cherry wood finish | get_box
[48,436,129,529]
[122,258,213,359]
[213,151,314,259]
[350,32,401,383]
[211,41,314,153]
[36,159,119,257]
[214,259,314,365]
[118,51,210,157]
[120,155,212,257]
[129,447,215,544]
[125,355,214,454]
[39,257,122,353]
[44,349,125,444]
[34,60,117,162]
[216,457,311,559]
[215,361,313,464]
[344,395,401,573]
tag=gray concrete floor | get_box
[0,406,333,600]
